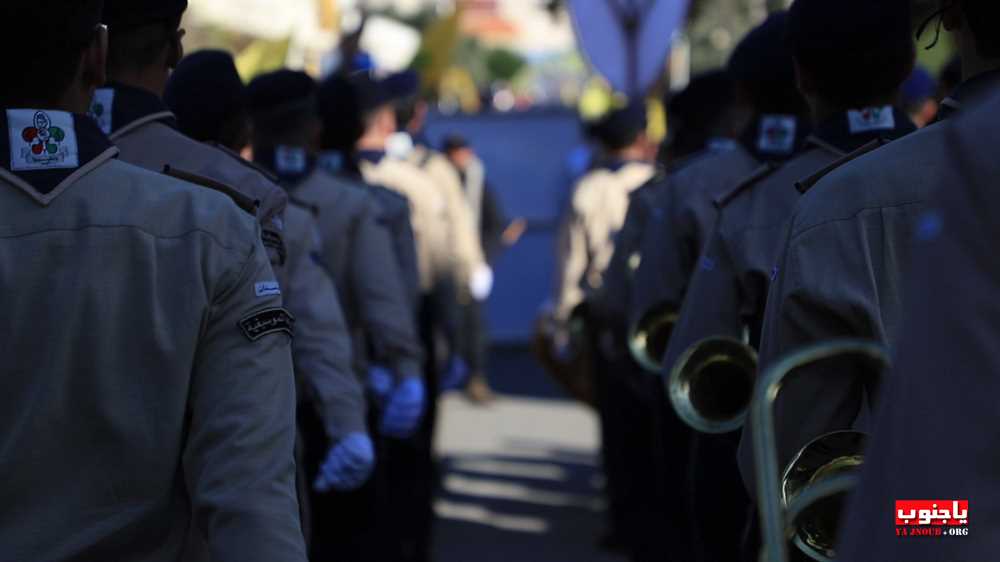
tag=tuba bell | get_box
[627,301,677,372]
[668,336,758,433]
[751,339,888,562]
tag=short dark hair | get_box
[0,0,104,107]
[788,0,915,108]
[106,15,182,76]
[963,0,1000,59]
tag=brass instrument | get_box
[668,336,758,433]
[627,301,677,372]
[752,340,888,562]
[532,303,597,407]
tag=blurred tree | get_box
[485,48,527,83]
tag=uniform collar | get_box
[252,145,315,187]
[0,108,118,203]
[807,106,915,155]
[94,82,177,140]
[738,113,812,163]
[357,149,387,165]
[938,69,1000,121]
[318,149,363,178]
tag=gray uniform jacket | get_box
[737,107,939,493]
[97,83,289,286]
[627,143,759,332]
[0,111,304,561]
[317,153,421,306]
[292,169,424,380]
[837,89,1000,562]
[284,202,366,439]
[661,110,915,382]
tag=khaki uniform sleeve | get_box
[183,229,306,562]
[553,200,589,323]
[435,158,486,290]
[285,209,366,441]
[628,189,685,329]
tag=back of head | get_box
[0,0,105,107]
[317,75,365,152]
[666,70,736,157]
[247,69,318,146]
[788,0,915,108]
[727,11,805,115]
[961,0,1000,59]
[164,50,248,148]
[591,100,647,152]
[103,0,188,77]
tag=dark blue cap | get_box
[102,0,188,31]
[351,70,420,113]
[788,0,912,55]
[591,100,647,150]
[728,12,795,93]
[317,75,365,151]
[164,50,246,142]
[247,69,317,116]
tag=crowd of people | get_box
[0,1,517,561]
[540,0,1000,561]
[5,0,1000,560]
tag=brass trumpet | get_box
[627,301,677,372]
[668,336,758,433]
[752,340,888,562]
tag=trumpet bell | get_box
[668,337,757,434]
[784,473,860,562]
[781,430,867,561]
[628,301,677,372]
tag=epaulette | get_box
[714,161,780,209]
[163,165,260,216]
[288,196,320,217]
[210,143,282,184]
[795,138,886,194]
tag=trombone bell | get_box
[668,336,758,433]
[628,301,677,372]
[781,431,868,562]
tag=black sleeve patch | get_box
[239,307,295,341]
[261,229,287,266]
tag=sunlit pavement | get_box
[432,347,627,562]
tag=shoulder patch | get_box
[239,307,295,341]
[714,162,780,209]
[795,138,886,194]
[163,165,260,216]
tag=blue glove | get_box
[313,432,375,492]
[439,356,470,393]
[367,365,395,404]
[380,377,426,439]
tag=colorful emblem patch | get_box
[8,109,79,171]
[848,105,895,134]
[757,115,797,155]
[88,88,115,135]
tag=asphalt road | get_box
[431,347,627,562]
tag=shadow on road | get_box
[432,346,626,562]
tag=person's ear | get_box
[167,28,186,69]
[81,25,109,93]
[941,1,963,32]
